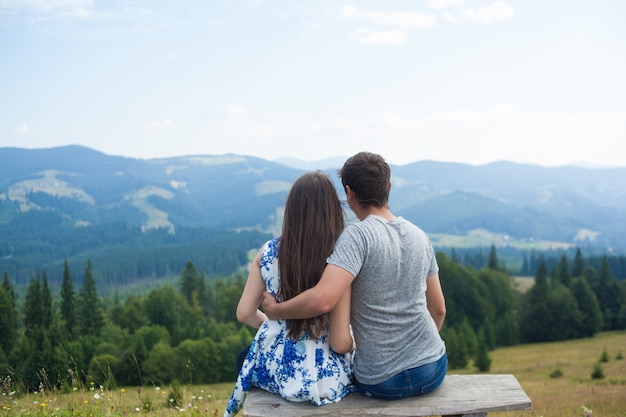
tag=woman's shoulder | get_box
[262,237,280,256]
[260,237,281,271]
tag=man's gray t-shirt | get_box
[327,215,446,385]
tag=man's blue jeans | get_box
[354,353,448,399]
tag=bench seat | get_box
[243,374,532,417]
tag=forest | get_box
[1,246,625,394]
[0,208,272,287]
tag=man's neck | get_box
[355,205,395,221]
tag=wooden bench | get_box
[243,374,532,417]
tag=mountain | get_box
[390,161,626,248]
[1,145,625,285]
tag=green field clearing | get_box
[2,332,624,416]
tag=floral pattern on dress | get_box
[224,237,355,417]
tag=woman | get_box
[224,171,355,417]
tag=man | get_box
[262,151,447,399]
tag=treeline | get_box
[441,245,626,281]
[0,208,271,287]
[0,260,252,391]
[430,246,626,370]
[1,247,625,392]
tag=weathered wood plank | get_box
[243,374,532,417]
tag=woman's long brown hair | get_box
[277,171,345,339]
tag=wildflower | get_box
[83,399,89,404]
[40,403,46,408]
[581,405,593,417]
[94,393,101,400]
[121,388,126,394]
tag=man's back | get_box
[327,215,445,385]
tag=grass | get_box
[0,381,234,417]
[1,331,625,416]
[482,330,626,417]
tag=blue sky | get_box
[1,0,624,167]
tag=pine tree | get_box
[41,272,52,328]
[23,277,43,337]
[2,271,14,300]
[572,248,585,277]
[78,260,104,337]
[570,277,603,336]
[0,273,18,355]
[487,244,499,271]
[474,341,492,372]
[534,258,549,293]
[442,327,468,370]
[557,253,572,287]
[546,281,583,340]
[519,259,551,342]
[596,256,621,330]
[60,260,77,338]
[179,261,201,305]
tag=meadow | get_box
[1,331,624,417]
[485,330,626,417]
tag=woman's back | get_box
[223,238,354,417]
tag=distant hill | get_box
[1,145,625,285]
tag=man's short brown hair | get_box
[339,152,391,208]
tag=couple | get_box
[224,152,447,417]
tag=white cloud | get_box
[442,11,460,22]
[341,5,436,29]
[308,122,322,133]
[1,0,95,19]
[370,112,405,130]
[463,1,514,24]
[485,104,515,120]
[428,109,483,125]
[247,124,282,138]
[215,104,247,118]
[142,118,177,131]
[307,119,354,134]
[14,123,29,133]
[350,28,408,45]
[426,0,466,10]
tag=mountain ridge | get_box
[2,145,625,284]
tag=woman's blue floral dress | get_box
[224,238,355,417]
